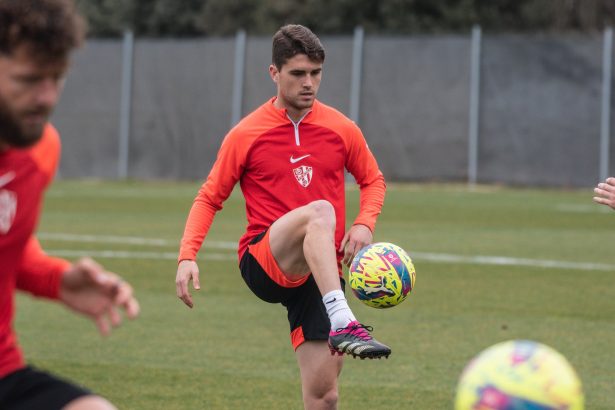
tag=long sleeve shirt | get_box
[0,125,70,378]
[179,98,386,275]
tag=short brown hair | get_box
[272,24,325,70]
[0,0,85,59]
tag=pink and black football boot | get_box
[328,321,391,359]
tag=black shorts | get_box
[0,366,91,410]
[240,230,345,350]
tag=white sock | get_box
[322,289,356,331]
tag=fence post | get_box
[231,29,247,127]
[349,26,364,123]
[600,27,613,182]
[468,25,482,186]
[118,29,134,180]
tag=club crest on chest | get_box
[293,165,313,188]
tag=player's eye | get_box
[15,75,41,85]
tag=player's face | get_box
[0,44,68,148]
[270,54,322,120]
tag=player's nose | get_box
[35,78,62,109]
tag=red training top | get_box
[178,98,386,274]
[0,124,71,379]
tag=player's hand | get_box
[176,259,201,308]
[339,224,373,267]
[594,177,615,210]
[59,258,140,336]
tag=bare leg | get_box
[63,396,116,410]
[296,341,343,410]
[269,200,340,295]
[269,200,345,409]
[270,200,389,360]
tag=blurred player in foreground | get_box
[0,1,139,409]
[176,24,389,409]
[594,177,615,210]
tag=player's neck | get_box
[272,97,311,123]
[286,108,309,123]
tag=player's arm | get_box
[593,177,615,210]
[176,130,247,308]
[340,125,386,266]
[15,236,70,299]
[17,126,139,333]
[16,236,139,335]
[175,189,218,308]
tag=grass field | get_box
[15,180,615,409]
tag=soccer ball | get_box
[455,340,584,410]
[348,242,416,308]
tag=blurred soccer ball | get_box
[455,340,584,410]
[348,242,416,308]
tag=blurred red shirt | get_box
[0,124,70,379]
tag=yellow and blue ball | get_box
[348,242,416,309]
[455,340,584,410]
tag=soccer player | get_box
[176,24,389,409]
[0,1,139,409]
[594,177,615,210]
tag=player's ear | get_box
[269,64,279,83]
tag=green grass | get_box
[15,180,615,409]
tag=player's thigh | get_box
[269,204,313,273]
[295,340,343,395]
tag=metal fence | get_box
[52,27,614,187]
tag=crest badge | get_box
[0,189,17,234]
[293,165,312,188]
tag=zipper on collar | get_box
[287,111,310,146]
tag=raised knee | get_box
[321,389,338,408]
[307,200,336,227]
[307,387,338,409]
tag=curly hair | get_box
[272,24,325,70]
[0,0,85,59]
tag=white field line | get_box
[555,204,612,214]
[38,232,170,246]
[40,231,615,272]
[411,252,615,272]
[46,188,198,198]
[38,232,237,249]
[48,250,236,261]
[46,248,615,272]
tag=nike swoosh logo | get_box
[290,154,311,164]
[0,171,16,188]
[325,298,337,304]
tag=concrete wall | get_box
[52,32,614,187]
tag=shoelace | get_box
[336,323,373,340]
